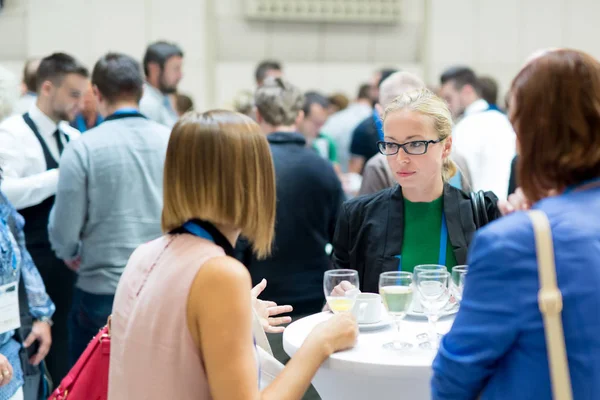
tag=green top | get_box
[400,196,457,274]
[312,133,338,163]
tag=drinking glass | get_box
[413,264,447,340]
[451,265,468,303]
[324,269,360,313]
[379,271,414,350]
[416,270,451,350]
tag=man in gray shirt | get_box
[48,52,170,365]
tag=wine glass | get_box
[416,270,451,350]
[323,269,360,314]
[379,271,414,350]
[451,265,468,303]
[413,264,447,340]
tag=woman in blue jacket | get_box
[432,49,600,399]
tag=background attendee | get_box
[140,41,184,127]
[348,68,398,174]
[440,66,515,199]
[0,52,88,382]
[0,187,55,400]
[248,78,344,383]
[108,110,358,400]
[321,83,372,173]
[327,93,349,114]
[0,65,19,122]
[255,60,283,87]
[232,90,255,119]
[299,91,337,165]
[334,89,500,292]
[14,58,40,115]
[432,48,600,400]
[175,92,194,116]
[478,75,502,112]
[70,82,103,132]
[48,52,170,365]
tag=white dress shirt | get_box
[452,99,516,200]
[139,83,178,128]
[0,104,80,209]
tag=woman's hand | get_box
[306,313,359,357]
[498,188,530,215]
[0,354,13,387]
[251,279,293,334]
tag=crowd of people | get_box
[0,39,598,400]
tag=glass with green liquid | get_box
[379,271,414,350]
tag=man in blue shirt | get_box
[49,53,170,365]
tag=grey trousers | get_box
[267,316,321,400]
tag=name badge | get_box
[0,282,20,334]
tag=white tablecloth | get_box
[283,312,455,400]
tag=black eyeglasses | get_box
[376,139,442,156]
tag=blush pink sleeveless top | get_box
[108,234,225,400]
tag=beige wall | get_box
[427,0,600,102]
[2,0,600,110]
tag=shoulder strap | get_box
[251,309,273,356]
[527,210,573,400]
[476,191,489,226]
[470,192,482,228]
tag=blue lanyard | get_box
[373,110,384,141]
[182,221,215,242]
[564,177,600,194]
[396,212,448,270]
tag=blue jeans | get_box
[68,288,114,367]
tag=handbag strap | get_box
[527,210,573,400]
[470,192,482,228]
[477,191,489,226]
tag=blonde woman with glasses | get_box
[108,110,357,400]
[333,89,502,292]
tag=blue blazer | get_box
[432,186,600,400]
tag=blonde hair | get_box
[161,110,276,259]
[383,88,457,182]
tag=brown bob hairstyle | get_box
[161,110,276,259]
[510,49,600,203]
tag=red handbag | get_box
[48,317,111,400]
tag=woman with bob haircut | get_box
[432,49,600,399]
[108,110,358,400]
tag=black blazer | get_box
[332,184,501,293]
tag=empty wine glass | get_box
[324,269,360,314]
[413,264,447,340]
[417,270,451,350]
[451,265,468,303]
[379,271,413,350]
